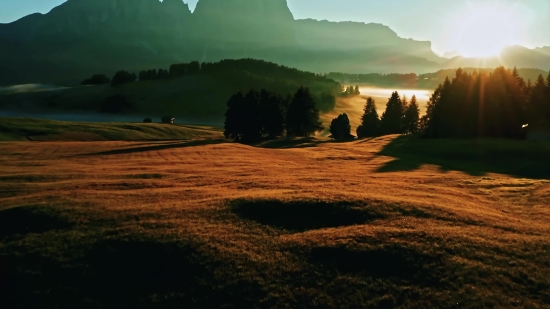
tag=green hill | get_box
[0,59,341,120]
[0,118,222,141]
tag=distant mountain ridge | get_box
[0,0,549,86]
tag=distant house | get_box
[524,120,550,141]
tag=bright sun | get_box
[456,8,515,58]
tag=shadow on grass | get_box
[308,244,445,287]
[82,139,227,156]
[0,205,73,239]
[1,237,265,309]
[376,135,550,179]
[231,199,386,232]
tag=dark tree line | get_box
[224,87,323,143]
[341,85,360,96]
[81,74,110,85]
[82,59,340,112]
[422,67,550,138]
[355,93,420,138]
[111,71,137,87]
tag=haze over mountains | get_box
[0,0,549,86]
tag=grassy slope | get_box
[0,136,549,308]
[0,117,222,141]
[0,76,233,118]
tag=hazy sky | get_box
[1,0,549,55]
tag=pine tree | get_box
[380,91,404,135]
[528,75,547,123]
[286,87,324,137]
[356,97,380,138]
[329,113,352,140]
[403,95,420,134]
[354,85,360,95]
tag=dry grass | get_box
[1,135,549,308]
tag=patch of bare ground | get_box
[0,136,549,308]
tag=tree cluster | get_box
[139,69,158,81]
[169,61,200,78]
[224,87,323,143]
[111,71,137,87]
[327,72,418,88]
[356,93,420,138]
[81,74,110,86]
[422,67,550,139]
[341,85,360,96]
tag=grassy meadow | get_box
[1,123,549,308]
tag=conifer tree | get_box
[403,95,420,134]
[286,87,324,137]
[528,75,547,122]
[356,97,380,138]
[380,91,404,135]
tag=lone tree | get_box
[286,87,324,137]
[380,91,404,135]
[357,97,380,138]
[330,113,353,140]
[111,70,136,87]
[403,94,420,134]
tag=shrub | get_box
[143,118,153,123]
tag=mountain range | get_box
[0,0,549,86]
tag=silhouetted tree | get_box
[224,92,246,142]
[189,61,201,74]
[259,90,285,139]
[357,97,380,138]
[157,68,169,79]
[224,89,286,142]
[354,85,360,95]
[111,70,136,87]
[143,118,153,123]
[380,91,404,135]
[423,67,529,138]
[330,113,353,140]
[286,87,324,137]
[403,95,420,134]
[81,74,110,85]
[529,74,549,123]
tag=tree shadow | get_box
[376,135,550,179]
[251,137,325,149]
[81,139,228,156]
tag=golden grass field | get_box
[1,123,550,308]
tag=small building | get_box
[524,120,550,142]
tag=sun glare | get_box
[455,6,515,58]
